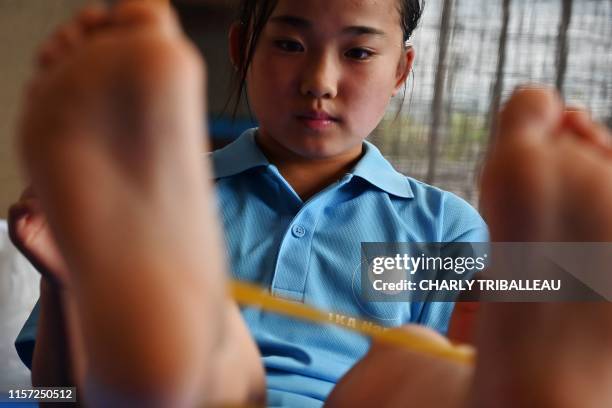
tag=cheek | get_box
[342,72,396,131]
[248,53,296,107]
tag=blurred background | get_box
[375,0,612,203]
[0,0,610,394]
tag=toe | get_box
[36,38,61,68]
[77,5,112,34]
[564,109,611,151]
[36,6,111,69]
[55,23,84,53]
[498,86,564,144]
[111,0,180,36]
[36,23,83,68]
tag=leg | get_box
[16,1,263,405]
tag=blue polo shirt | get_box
[15,128,488,407]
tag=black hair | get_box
[225,0,424,119]
[399,0,424,43]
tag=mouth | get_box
[296,110,340,131]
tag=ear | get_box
[228,21,243,70]
[392,47,415,97]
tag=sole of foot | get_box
[18,1,227,403]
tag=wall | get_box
[0,0,242,216]
[0,0,92,217]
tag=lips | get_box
[296,110,339,130]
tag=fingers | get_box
[8,199,39,256]
[7,191,70,285]
[19,185,37,200]
[7,192,44,247]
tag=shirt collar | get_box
[211,128,269,178]
[211,128,414,198]
[352,141,414,198]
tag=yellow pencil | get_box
[230,280,475,365]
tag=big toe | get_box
[498,86,564,144]
[77,5,112,34]
[111,0,181,37]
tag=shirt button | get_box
[292,224,306,238]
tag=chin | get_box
[290,138,342,159]
[269,125,360,159]
[293,146,332,159]
[300,145,353,160]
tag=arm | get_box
[8,191,84,388]
[32,278,86,388]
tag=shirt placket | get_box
[271,200,323,302]
[268,171,352,302]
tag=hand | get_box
[8,186,70,287]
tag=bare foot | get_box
[473,87,612,408]
[18,0,227,403]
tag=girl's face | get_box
[241,0,414,160]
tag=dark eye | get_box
[345,48,375,60]
[275,40,304,53]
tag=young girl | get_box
[13,0,487,406]
[213,0,487,404]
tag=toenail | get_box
[514,83,550,93]
[565,104,589,115]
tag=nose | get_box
[300,51,338,99]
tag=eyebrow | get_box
[269,14,386,37]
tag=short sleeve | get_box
[0,219,40,372]
[15,301,40,370]
[415,192,489,334]
[440,192,489,243]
